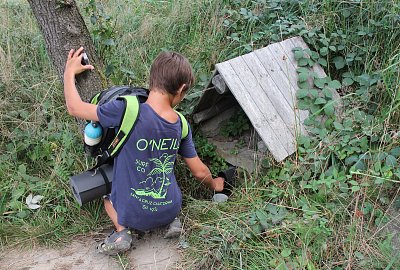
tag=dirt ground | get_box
[0,230,182,270]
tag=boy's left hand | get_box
[64,47,94,78]
[212,177,224,192]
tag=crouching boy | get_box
[63,47,224,255]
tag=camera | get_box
[81,52,90,65]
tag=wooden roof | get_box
[194,37,340,162]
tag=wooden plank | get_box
[241,52,306,136]
[216,61,290,161]
[228,56,296,153]
[265,42,299,93]
[254,47,297,109]
[262,42,309,133]
[223,57,296,156]
[278,38,310,124]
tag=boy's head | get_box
[149,51,194,96]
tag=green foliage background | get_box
[0,0,399,269]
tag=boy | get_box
[63,47,224,255]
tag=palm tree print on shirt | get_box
[131,153,175,199]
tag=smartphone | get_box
[81,52,90,66]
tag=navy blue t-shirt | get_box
[97,100,197,231]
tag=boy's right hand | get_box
[212,177,224,192]
[64,47,94,78]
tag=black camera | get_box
[81,52,90,65]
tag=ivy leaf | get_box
[333,56,346,69]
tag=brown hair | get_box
[149,51,195,95]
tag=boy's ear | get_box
[177,84,186,96]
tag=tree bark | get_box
[27,0,106,101]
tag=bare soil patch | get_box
[0,231,181,270]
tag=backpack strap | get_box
[93,95,140,169]
[93,100,188,170]
[175,111,188,139]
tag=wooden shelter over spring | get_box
[193,37,340,163]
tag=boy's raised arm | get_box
[184,156,224,192]
[63,47,98,121]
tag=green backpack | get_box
[86,86,189,169]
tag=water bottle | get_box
[84,121,103,146]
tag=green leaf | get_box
[298,73,309,82]
[333,122,344,130]
[18,164,27,175]
[255,210,270,230]
[314,77,327,88]
[324,103,335,116]
[322,88,333,99]
[342,9,351,18]
[333,56,346,69]
[294,50,304,60]
[281,248,291,258]
[385,155,397,167]
[318,58,328,67]
[297,67,309,74]
[345,155,359,165]
[349,180,359,186]
[329,46,337,52]
[328,80,341,89]
[309,89,319,98]
[390,147,400,157]
[310,51,319,60]
[343,77,354,86]
[315,97,327,105]
[298,135,311,148]
[320,47,328,56]
[351,186,361,192]
[298,58,308,66]
[298,99,310,110]
[296,89,309,99]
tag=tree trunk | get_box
[27,0,106,101]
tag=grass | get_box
[1,0,399,269]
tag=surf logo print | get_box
[131,153,175,200]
